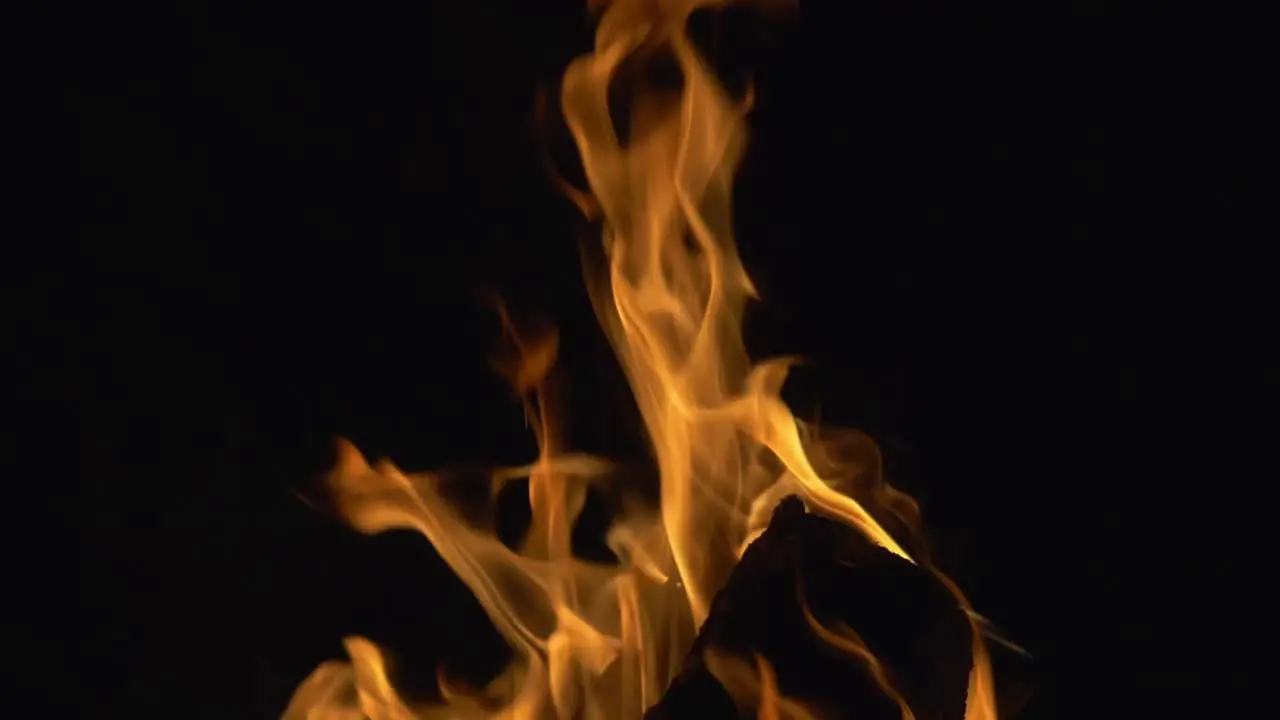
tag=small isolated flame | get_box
[283,1,998,718]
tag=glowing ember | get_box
[283,1,999,718]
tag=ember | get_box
[283,1,1009,718]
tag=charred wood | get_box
[645,495,976,719]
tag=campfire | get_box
[283,1,1010,717]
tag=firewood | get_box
[645,495,975,719]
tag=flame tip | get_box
[331,437,371,474]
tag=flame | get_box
[283,1,999,718]
[703,650,817,719]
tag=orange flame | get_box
[703,650,817,719]
[283,1,999,718]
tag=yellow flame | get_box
[703,650,816,720]
[797,600,915,720]
[283,1,1000,718]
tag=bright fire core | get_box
[284,1,999,718]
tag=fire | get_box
[283,1,999,718]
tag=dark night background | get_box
[22,0,1265,717]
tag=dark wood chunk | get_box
[646,495,976,719]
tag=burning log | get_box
[645,496,975,719]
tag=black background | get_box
[30,0,1265,717]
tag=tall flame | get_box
[283,1,998,718]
